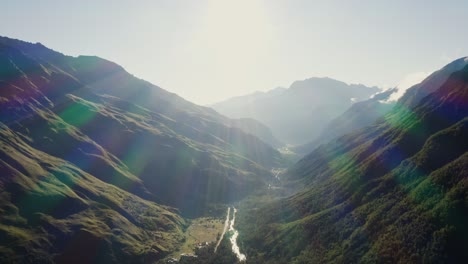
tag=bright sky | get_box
[2,0,468,104]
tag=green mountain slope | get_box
[237,59,468,263]
[0,124,184,263]
[0,36,286,262]
[0,36,284,216]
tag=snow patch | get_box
[385,72,431,103]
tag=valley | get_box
[1,29,467,264]
[169,216,225,260]
[164,205,250,263]
[0,36,287,263]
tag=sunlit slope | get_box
[0,124,184,263]
[238,60,468,263]
[0,36,284,216]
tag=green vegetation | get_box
[236,66,468,263]
[169,216,225,259]
[0,124,185,263]
[1,35,467,263]
[0,36,286,262]
[176,239,239,264]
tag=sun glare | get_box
[182,0,274,102]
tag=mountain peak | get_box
[212,76,380,144]
[398,56,468,107]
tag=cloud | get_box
[386,71,431,102]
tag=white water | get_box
[213,207,246,261]
[229,208,246,261]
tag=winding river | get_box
[229,208,246,261]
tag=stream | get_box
[214,207,246,261]
[229,208,246,261]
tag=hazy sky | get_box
[2,0,468,104]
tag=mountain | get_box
[294,88,398,155]
[211,78,380,144]
[228,118,283,148]
[0,36,285,262]
[0,124,185,263]
[210,88,286,147]
[294,57,468,156]
[399,57,468,108]
[211,87,286,115]
[237,58,468,263]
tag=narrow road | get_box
[214,207,230,253]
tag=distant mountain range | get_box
[237,57,468,263]
[294,88,398,155]
[0,36,285,262]
[294,58,468,156]
[211,77,380,145]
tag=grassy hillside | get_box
[0,36,286,262]
[0,124,185,263]
[237,63,468,263]
[0,36,285,216]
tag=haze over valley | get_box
[1,1,468,263]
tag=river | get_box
[229,208,246,261]
[214,207,246,261]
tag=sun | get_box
[179,0,274,103]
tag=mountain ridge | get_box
[237,59,468,263]
[0,36,286,262]
[211,76,380,144]
[294,88,398,155]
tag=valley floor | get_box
[168,216,225,260]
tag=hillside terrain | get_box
[0,36,284,262]
[2,35,467,264]
[237,58,468,263]
[0,123,185,263]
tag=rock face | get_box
[0,36,285,262]
[238,59,468,263]
[179,253,198,263]
[211,77,380,144]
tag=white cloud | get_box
[386,71,431,102]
